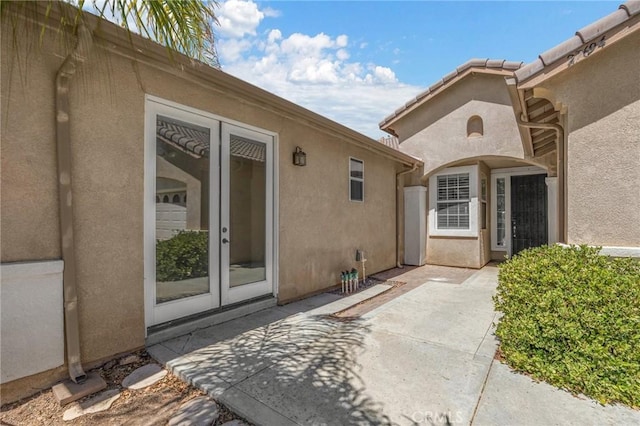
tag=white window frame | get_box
[428,165,478,237]
[480,174,488,230]
[491,174,508,251]
[349,157,364,202]
[490,166,547,253]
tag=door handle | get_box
[222,238,230,244]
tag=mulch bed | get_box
[0,349,248,426]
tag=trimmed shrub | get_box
[494,244,640,407]
[156,231,209,282]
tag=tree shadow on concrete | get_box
[158,311,394,425]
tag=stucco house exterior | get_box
[381,1,640,269]
[1,1,639,404]
[0,3,421,402]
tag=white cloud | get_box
[280,33,334,56]
[262,7,281,18]
[216,0,264,38]
[218,38,253,62]
[372,66,398,84]
[216,1,423,138]
[336,49,350,61]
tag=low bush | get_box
[494,244,640,407]
[156,231,209,282]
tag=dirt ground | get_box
[0,350,246,426]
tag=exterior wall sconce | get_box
[293,146,307,166]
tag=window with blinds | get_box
[436,173,470,229]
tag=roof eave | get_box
[379,66,519,131]
[516,7,640,89]
[10,2,422,167]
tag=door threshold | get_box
[146,295,277,345]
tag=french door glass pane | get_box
[155,115,210,303]
[229,134,267,287]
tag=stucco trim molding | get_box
[557,243,640,258]
[1,259,64,280]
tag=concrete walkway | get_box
[148,265,640,425]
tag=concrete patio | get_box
[147,265,640,425]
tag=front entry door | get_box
[145,100,274,327]
[511,174,547,256]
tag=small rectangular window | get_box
[349,158,364,202]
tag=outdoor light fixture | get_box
[293,146,307,166]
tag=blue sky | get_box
[203,1,621,138]
[214,1,618,138]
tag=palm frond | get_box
[2,0,220,68]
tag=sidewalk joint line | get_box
[469,352,497,425]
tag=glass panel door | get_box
[145,100,275,327]
[146,101,220,325]
[221,123,273,305]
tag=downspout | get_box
[56,22,93,384]
[514,113,564,144]
[396,163,419,268]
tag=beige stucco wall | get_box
[394,73,526,176]
[229,157,266,265]
[391,76,523,268]
[426,237,482,268]
[538,31,640,247]
[278,130,398,302]
[1,11,401,396]
[424,162,489,269]
[1,32,62,262]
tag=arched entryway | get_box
[418,156,558,267]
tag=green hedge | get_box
[494,244,640,407]
[156,231,208,282]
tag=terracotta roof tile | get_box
[416,88,431,101]
[156,117,265,162]
[539,36,583,66]
[230,136,266,162]
[404,98,419,109]
[514,60,545,83]
[486,59,506,68]
[378,136,400,150]
[576,9,629,43]
[380,58,522,129]
[428,79,444,93]
[516,2,639,83]
[157,117,210,157]
[502,60,525,70]
[621,1,640,16]
[441,69,459,84]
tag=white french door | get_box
[144,98,274,328]
[221,124,274,305]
